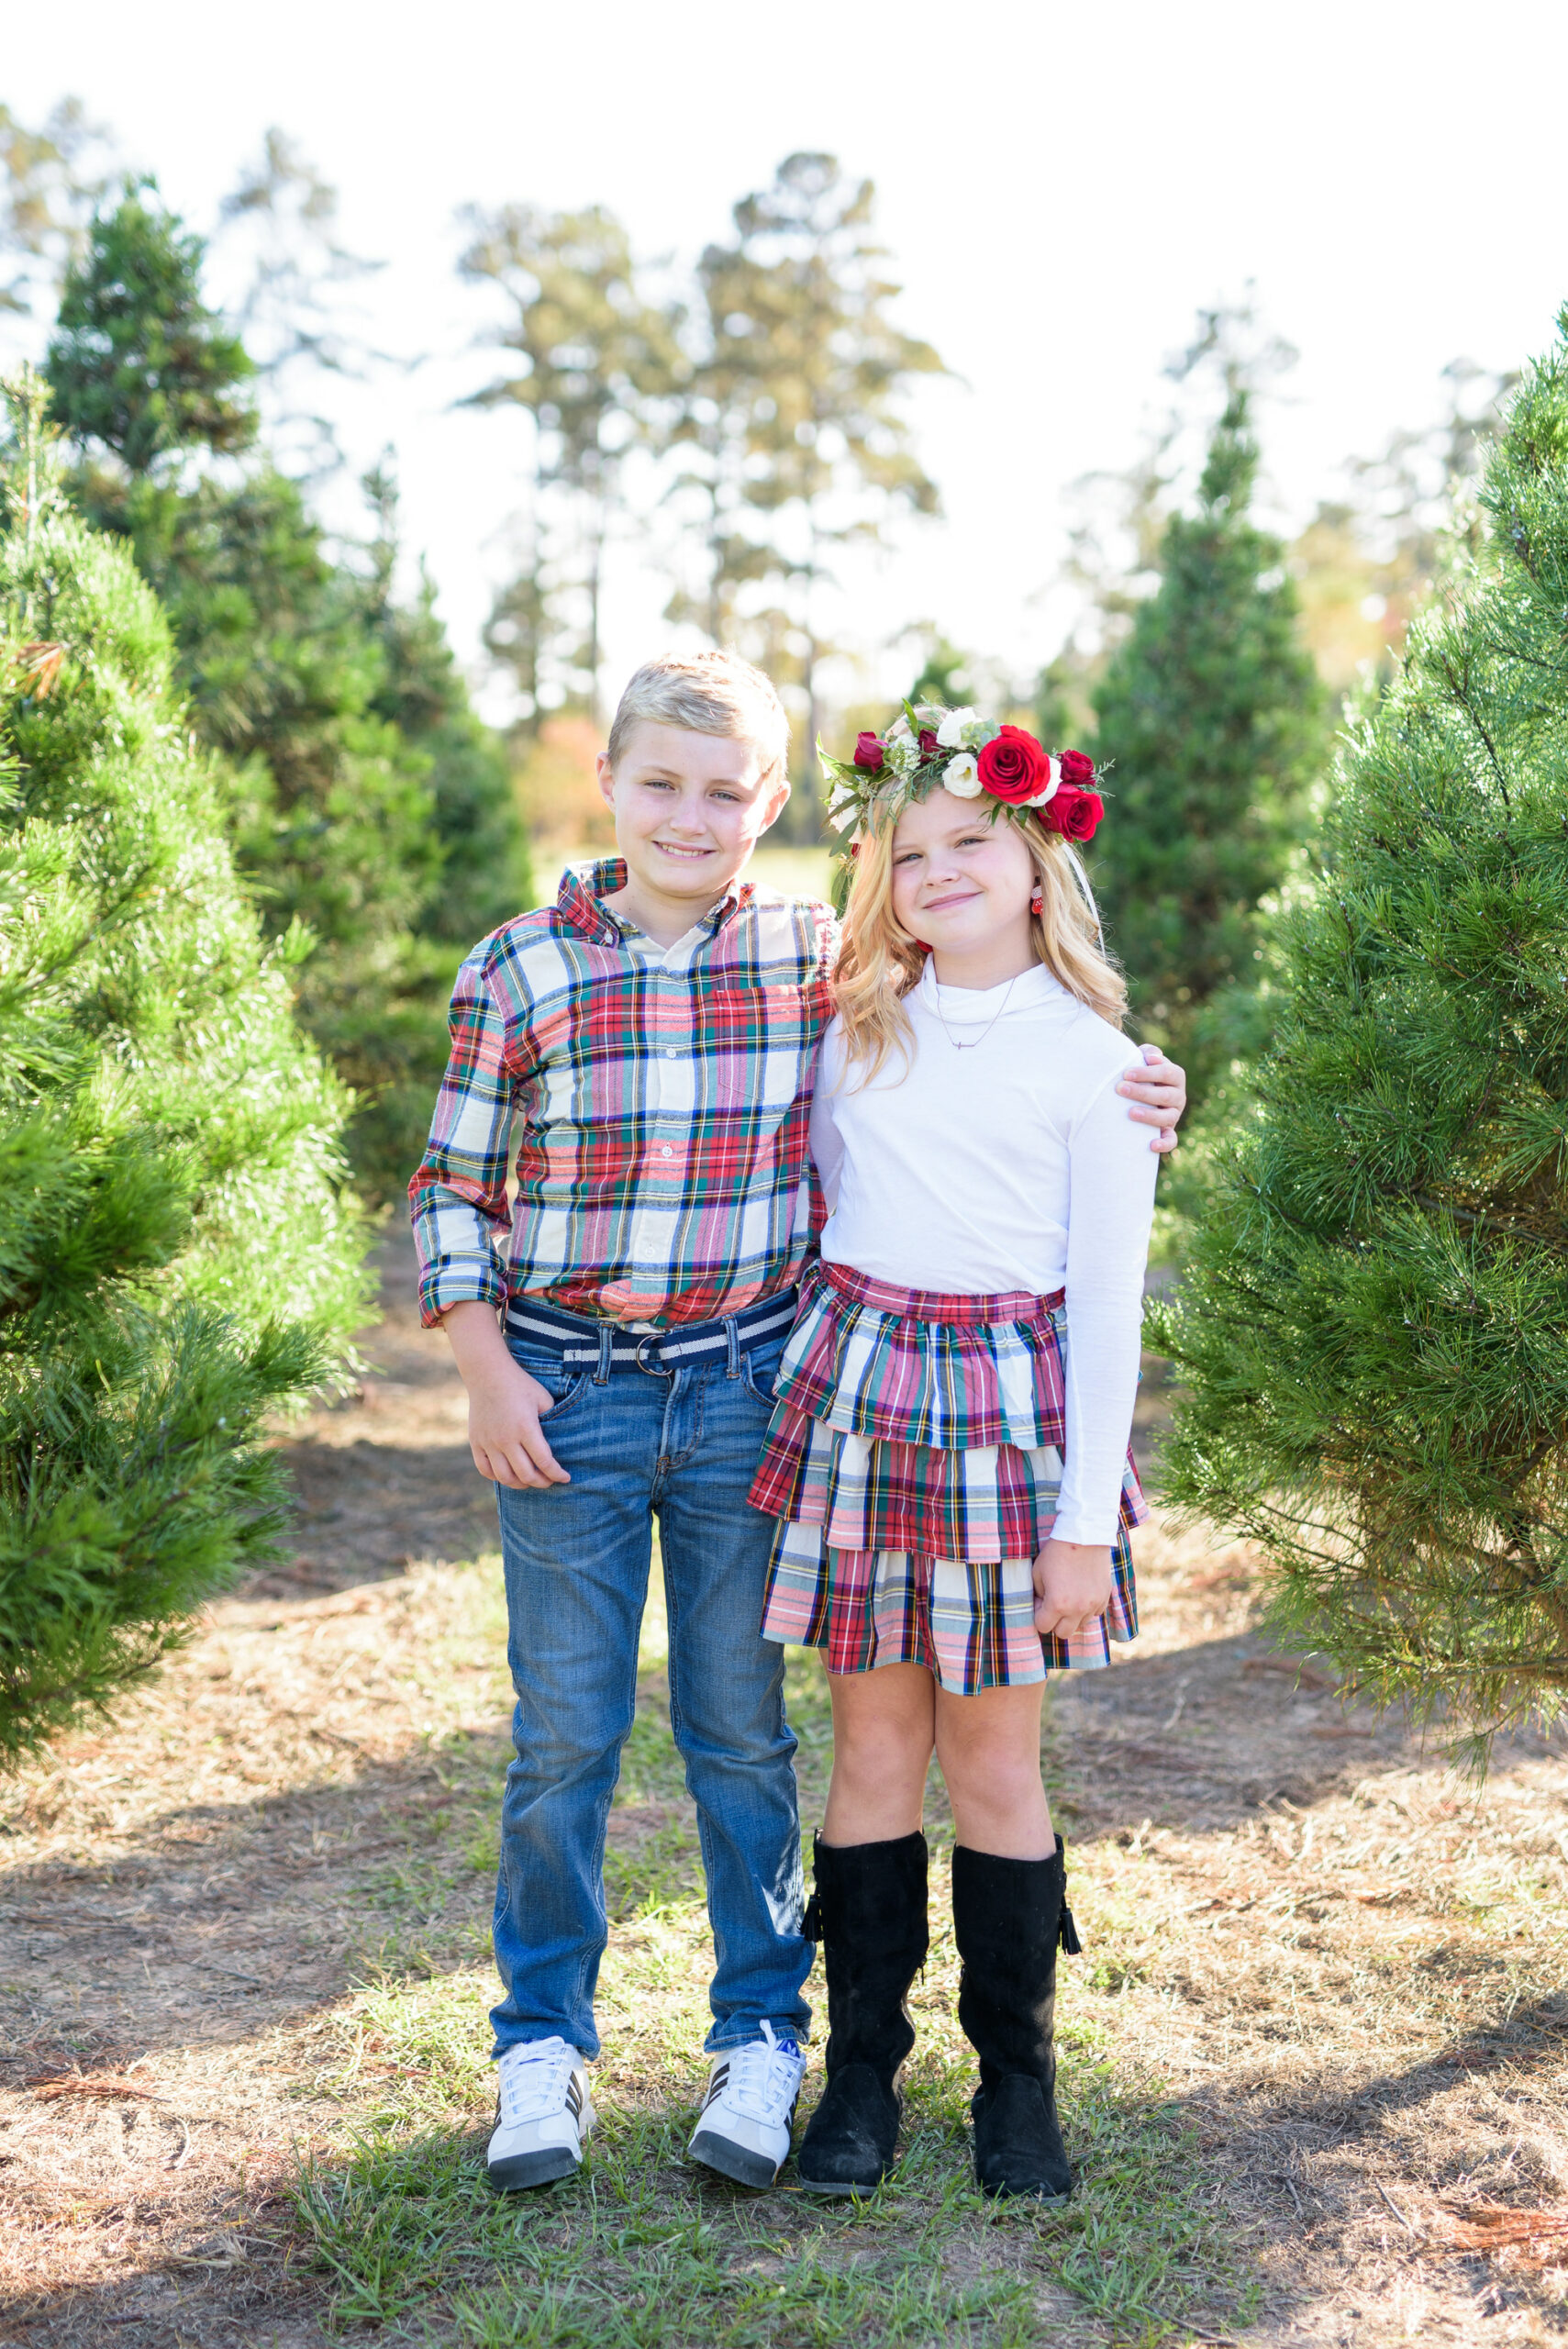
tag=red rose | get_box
[853,731,886,770]
[976,724,1051,805]
[1047,786,1104,842]
[1058,748,1095,786]
[917,729,940,757]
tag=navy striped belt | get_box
[504,1286,799,1376]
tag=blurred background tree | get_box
[460,202,684,729]
[0,97,1527,1177]
[38,174,528,1197]
[0,98,116,324]
[463,155,945,844]
[215,126,386,480]
[1290,360,1515,697]
[45,177,255,470]
[0,370,365,1766]
[683,153,944,828]
[1087,378,1328,1109]
[1151,314,1568,1753]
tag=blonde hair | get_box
[834,808,1128,1083]
[606,650,791,787]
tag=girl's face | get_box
[888,789,1037,962]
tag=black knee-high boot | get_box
[795,1831,929,2195]
[951,1836,1080,2201]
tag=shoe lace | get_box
[717,2020,801,2127]
[498,2037,577,2128]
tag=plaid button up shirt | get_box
[409,859,839,1329]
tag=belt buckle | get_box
[634,1331,667,1377]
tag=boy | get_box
[408,651,1185,2193]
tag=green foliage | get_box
[906,633,973,710]
[45,180,255,473]
[691,154,944,818]
[70,456,446,1195]
[468,154,945,829]
[1089,391,1328,1107]
[0,373,366,1768]
[461,202,684,723]
[360,464,531,947]
[44,188,528,1198]
[0,97,115,321]
[1151,314,1568,1750]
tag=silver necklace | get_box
[929,971,1018,1052]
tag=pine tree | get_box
[71,456,443,1195]
[0,372,366,1767]
[45,184,527,1197]
[692,153,944,804]
[359,461,530,948]
[45,178,255,471]
[1089,392,1327,1107]
[460,201,683,720]
[1152,313,1568,1751]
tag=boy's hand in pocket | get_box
[441,1301,571,1487]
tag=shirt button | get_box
[664,1047,677,1058]
[661,1146,673,1158]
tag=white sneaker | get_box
[487,2037,594,2191]
[688,2020,806,2188]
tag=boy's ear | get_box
[758,774,792,833]
[595,751,617,808]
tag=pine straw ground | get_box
[3,1244,1567,2349]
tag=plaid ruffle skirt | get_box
[751,1262,1146,1692]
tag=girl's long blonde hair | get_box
[834,808,1128,1084]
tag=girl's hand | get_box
[1032,1539,1114,1640]
[1117,1045,1186,1152]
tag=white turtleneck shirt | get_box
[809,960,1158,1546]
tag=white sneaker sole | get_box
[688,2126,784,2189]
[487,2140,583,2192]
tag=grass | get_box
[290,2024,1251,2345]
[11,1360,1568,2347]
[283,1564,1259,2347]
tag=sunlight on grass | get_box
[301,1883,1257,2343]
[284,1544,1258,2343]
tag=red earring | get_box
[1029,886,1044,915]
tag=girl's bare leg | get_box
[821,1663,936,1843]
[934,1681,1053,1858]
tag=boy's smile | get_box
[597,720,791,948]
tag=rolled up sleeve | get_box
[408,946,530,1326]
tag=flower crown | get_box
[818,704,1103,913]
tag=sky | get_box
[7,0,1568,725]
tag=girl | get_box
[750,709,1157,2203]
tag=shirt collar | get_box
[555,856,756,947]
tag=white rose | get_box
[1022,753,1059,807]
[936,706,978,749]
[944,752,983,797]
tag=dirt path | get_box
[3,1244,1565,2345]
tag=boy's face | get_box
[596,722,790,912]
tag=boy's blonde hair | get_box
[834,810,1128,1083]
[606,651,791,787]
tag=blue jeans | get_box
[490,1326,812,2060]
